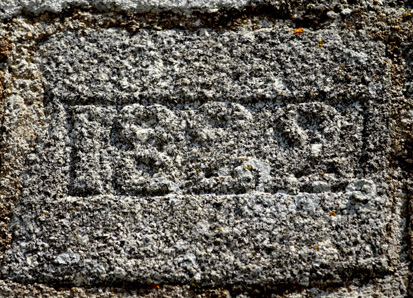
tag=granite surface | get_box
[0,0,411,297]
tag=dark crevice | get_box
[10,266,391,297]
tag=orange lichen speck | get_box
[294,28,305,35]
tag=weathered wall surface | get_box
[0,1,411,297]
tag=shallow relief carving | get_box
[32,27,385,198]
[65,100,364,197]
[1,25,395,286]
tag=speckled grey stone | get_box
[0,1,411,297]
[1,26,402,288]
[1,0,412,22]
[0,0,248,20]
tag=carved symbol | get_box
[67,101,362,196]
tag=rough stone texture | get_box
[0,0,250,19]
[0,0,412,23]
[0,0,411,297]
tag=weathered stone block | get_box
[1,26,399,288]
